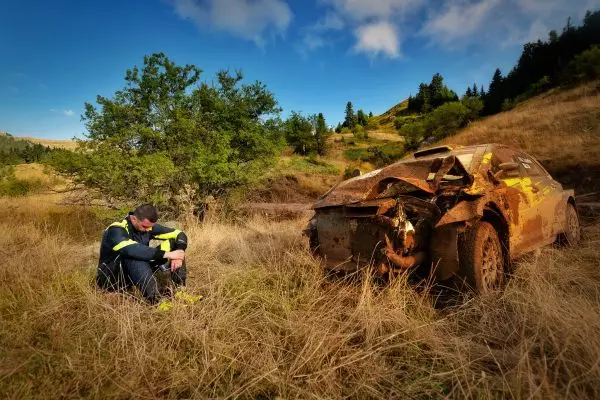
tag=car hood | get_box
[313,155,472,209]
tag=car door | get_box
[491,146,544,256]
[517,151,564,244]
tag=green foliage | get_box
[0,179,44,197]
[0,165,15,182]
[314,113,330,156]
[41,148,87,176]
[334,122,343,133]
[562,45,600,83]
[407,74,459,114]
[343,142,405,167]
[284,112,330,156]
[284,111,314,155]
[352,124,367,140]
[0,134,50,165]
[460,96,484,117]
[344,101,356,129]
[286,156,339,175]
[483,10,600,115]
[357,109,368,126]
[365,118,379,131]
[78,52,284,206]
[400,102,472,150]
[0,165,44,197]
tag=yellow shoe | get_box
[174,289,203,304]
[157,300,174,312]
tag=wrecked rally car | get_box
[305,144,581,293]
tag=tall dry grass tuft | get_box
[2,200,600,399]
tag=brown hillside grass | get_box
[2,199,600,399]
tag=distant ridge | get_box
[0,132,77,150]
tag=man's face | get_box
[131,215,154,232]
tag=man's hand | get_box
[170,258,183,271]
[165,249,185,260]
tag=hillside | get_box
[2,82,600,399]
[0,131,77,150]
[370,98,409,132]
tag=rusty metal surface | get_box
[309,143,577,281]
[313,157,462,209]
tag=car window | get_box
[491,146,521,178]
[516,152,546,177]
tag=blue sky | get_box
[1,0,598,139]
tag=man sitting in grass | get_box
[96,203,189,304]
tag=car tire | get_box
[561,203,581,246]
[457,221,505,294]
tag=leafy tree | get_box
[368,111,373,118]
[283,111,313,155]
[79,52,284,206]
[344,101,356,129]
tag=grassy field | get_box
[2,83,600,399]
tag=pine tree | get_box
[357,109,367,126]
[465,87,473,97]
[368,111,373,118]
[315,113,329,156]
[344,101,356,129]
[484,68,505,114]
[472,83,478,96]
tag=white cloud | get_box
[311,11,345,32]
[172,0,292,46]
[421,0,502,47]
[328,0,423,21]
[50,109,75,117]
[354,21,400,58]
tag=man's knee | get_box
[123,259,160,303]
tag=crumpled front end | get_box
[306,154,484,275]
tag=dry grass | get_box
[2,199,600,399]
[3,84,600,399]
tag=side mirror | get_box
[499,162,519,172]
[492,162,520,181]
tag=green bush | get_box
[562,45,600,84]
[399,101,473,150]
[343,143,405,167]
[0,179,44,197]
[0,165,15,182]
[287,156,339,175]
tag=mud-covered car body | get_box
[306,144,578,287]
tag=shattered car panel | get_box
[306,144,577,286]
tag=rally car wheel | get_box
[563,203,581,246]
[458,221,505,294]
